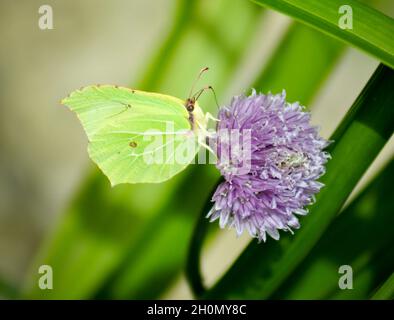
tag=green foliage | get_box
[251,0,394,68]
[372,272,394,299]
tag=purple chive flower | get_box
[207,90,330,242]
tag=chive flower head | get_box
[208,90,330,242]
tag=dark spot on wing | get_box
[129,141,137,148]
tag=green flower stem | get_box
[186,177,223,297]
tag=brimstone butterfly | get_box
[61,68,217,186]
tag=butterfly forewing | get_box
[62,85,189,139]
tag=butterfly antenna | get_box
[188,67,209,99]
[208,86,220,109]
[193,86,220,109]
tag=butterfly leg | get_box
[196,119,216,139]
[197,134,216,156]
[205,112,220,123]
[195,122,216,156]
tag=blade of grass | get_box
[250,0,394,68]
[204,64,394,299]
[272,157,394,299]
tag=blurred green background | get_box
[0,0,393,299]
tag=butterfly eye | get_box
[185,98,195,112]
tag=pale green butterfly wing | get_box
[62,85,191,139]
[61,85,205,185]
[87,114,199,185]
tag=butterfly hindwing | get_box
[88,113,199,185]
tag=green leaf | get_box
[251,0,394,68]
[272,157,394,299]
[205,64,394,299]
[186,178,223,297]
[371,272,394,300]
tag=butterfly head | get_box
[185,98,195,112]
[185,67,219,134]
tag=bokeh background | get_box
[0,0,393,299]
